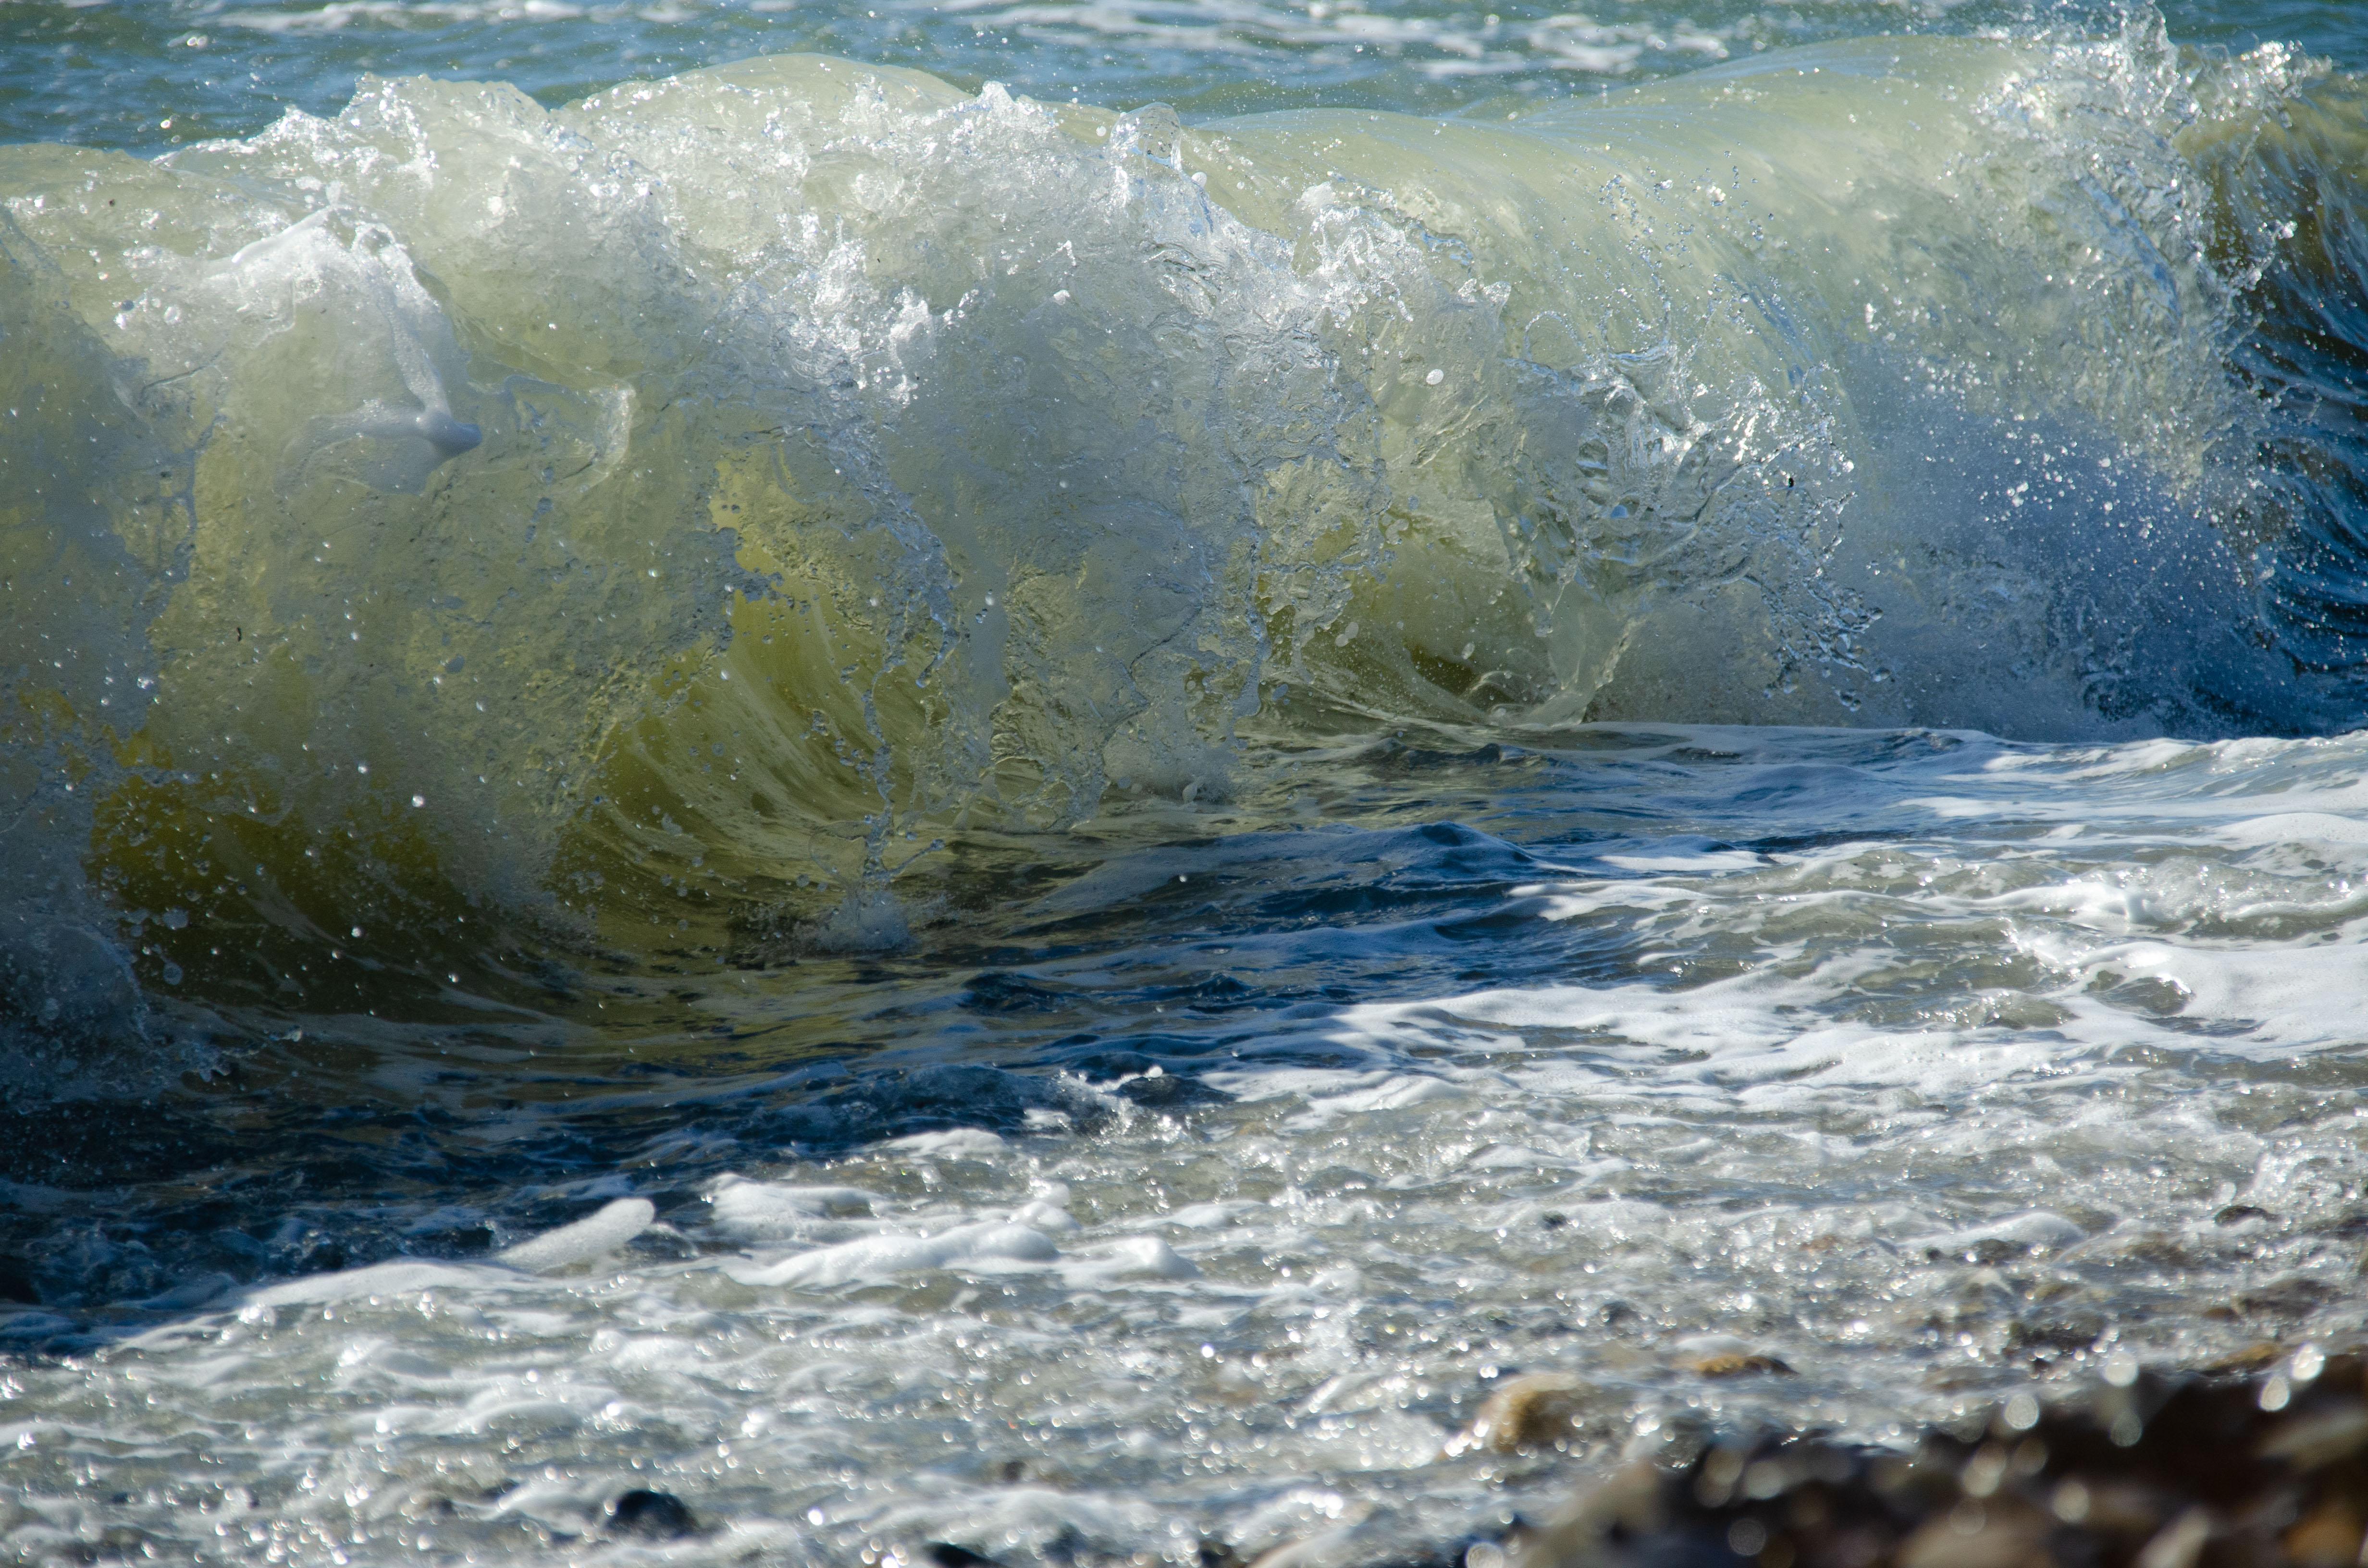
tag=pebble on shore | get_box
[1513,1346,2368,1568]
[1446,1373,1596,1456]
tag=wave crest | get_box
[2,21,2363,1014]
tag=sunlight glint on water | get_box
[4,1,2368,1564]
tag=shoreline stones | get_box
[1674,1335,1796,1379]
[1511,1347,2368,1568]
[1680,1351,1795,1378]
[1442,1340,1804,1459]
[1449,1373,1598,1456]
[605,1489,698,1541]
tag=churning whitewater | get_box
[7,17,2368,1029]
[5,4,2368,1565]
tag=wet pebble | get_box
[926,1543,1009,1568]
[1511,1348,2368,1568]
[1447,1372,1594,1455]
[606,1489,698,1540]
[1672,1337,1794,1378]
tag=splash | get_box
[1,18,2363,1034]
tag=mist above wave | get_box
[2,13,2364,1040]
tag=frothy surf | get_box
[6,15,2368,1566]
[9,725,2368,1565]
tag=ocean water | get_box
[5,0,2368,1562]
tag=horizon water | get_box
[7,1,2368,1563]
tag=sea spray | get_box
[1,24,2363,1024]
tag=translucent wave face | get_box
[1,25,2363,1027]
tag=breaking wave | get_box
[4,11,2367,1064]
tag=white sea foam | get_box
[493,1196,655,1270]
[730,1219,1065,1287]
[6,25,2368,1568]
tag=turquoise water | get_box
[6,0,2366,152]
[6,4,2368,1564]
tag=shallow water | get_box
[6,1,2368,1564]
[12,725,2368,1564]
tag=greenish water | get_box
[7,4,2368,1565]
